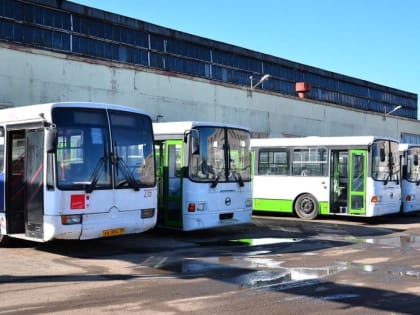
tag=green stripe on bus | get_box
[254,198,330,215]
[253,198,293,213]
[319,201,329,215]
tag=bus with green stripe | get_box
[153,121,252,230]
[251,136,401,219]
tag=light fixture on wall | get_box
[383,105,402,120]
[156,115,164,122]
[248,74,270,97]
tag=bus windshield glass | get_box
[372,140,400,181]
[109,110,155,188]
[189,126,251,183]
[53,108,155,190]
[405,147,420,182]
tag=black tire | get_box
[294,193,319,220]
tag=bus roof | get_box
[251,136,399,148]
[399,143,420,151]
[0,102,151,124]
[153,121,250,136]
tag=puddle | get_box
[156,235,420,289]
[159,256,364,288]
[347,235,420,248]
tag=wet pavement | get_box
[1,214,420,314]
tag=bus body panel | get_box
[252,175,329,213]
[43,212,157,241]
[42,186,157,240]
[48,188,157,214]
[365,179,401,217]
[401,179,420,213]
[182,179,252,231]
[399,144,420,213]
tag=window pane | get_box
[292,148,327,176]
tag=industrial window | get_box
[1,0,70,30]
[72,36,120,60]
[165,39,211,61]
[0,20,70,51]
[212,66,252,86]
[213,49,260,72]
[165,55,207,77]
[134,49,148,66]
[72,15,148,49]
[150,34,165,52]
[265,78,295,95]
[401,133,420,145]
[149,52,165,70]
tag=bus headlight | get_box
[188,202,207,212]
[371,195,381,203]
[141,208,155,219]
[61,214,82,225]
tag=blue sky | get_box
[71,0,420,100]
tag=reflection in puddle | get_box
[347,235,419,248]
[160,256,377,289]
[237,266,346,288]
[229,238,302,246]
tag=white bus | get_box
[251,136,401,219]
[153,121,252,231]
[0,102,157,245]
[399,143,420,213]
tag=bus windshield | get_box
[189,127,251,184]
[372,140,400,182]
[53,108,155,190]
[405,147,420,182]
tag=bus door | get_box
[6,130,26,234]
[330,150,348,213]
[24,129,45,239]
[6,129,45,239]
[159,140,183,228]
[349,149,367,215]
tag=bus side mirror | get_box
[45,128,57,153]
[402,165,407,178]
[185,129,200,155]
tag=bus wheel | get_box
[294,194,319,220]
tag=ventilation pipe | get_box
[296,82,311,98]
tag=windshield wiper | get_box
[237,173,244,187]
[116,156,140,191]
[86,157,105,193]
[210,175,219,189]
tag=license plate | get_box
[102,228,125,237]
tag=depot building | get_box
[1,0,419,142]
